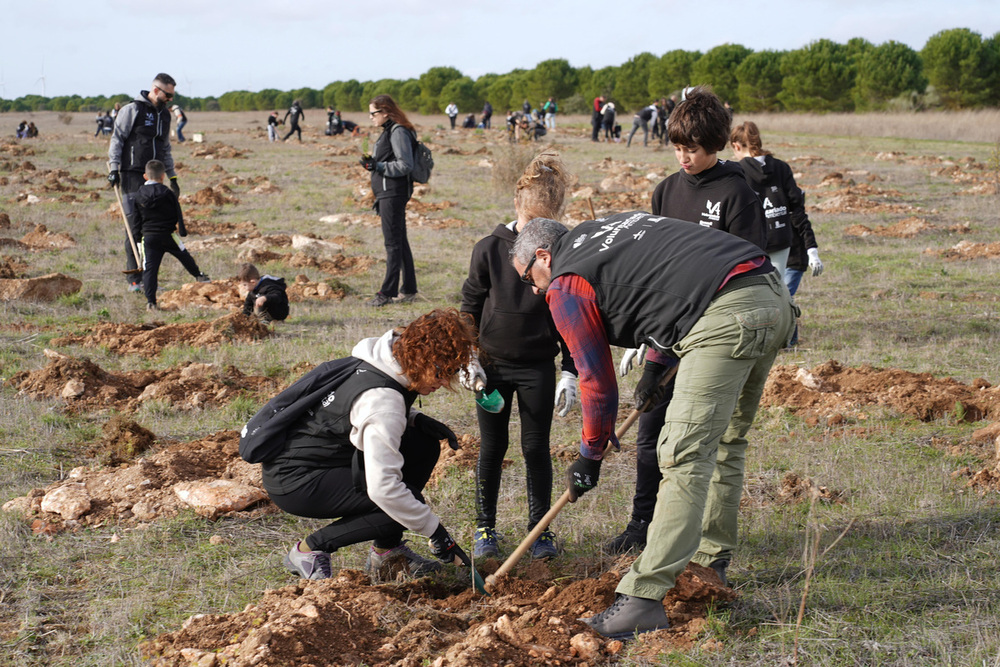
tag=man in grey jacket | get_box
[107,73,180,289]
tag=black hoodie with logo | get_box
[650,159,767,250]
[736,154,816,254]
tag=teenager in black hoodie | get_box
[460,150,577,562]
[607,89,769,567]
[238,262,289,323]
[125,160,209,310]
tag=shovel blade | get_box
[475,388,504,414]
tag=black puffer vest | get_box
[120,93,172,174]
[371,120,413,201]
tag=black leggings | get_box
[266,428,440,552]
[282,121,301,142]
[376,195,416,298]
[475,360,556,531]
[141,233,202,305]
[630,378,676,523]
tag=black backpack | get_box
[239,357,365,463]
[407,127,434,184]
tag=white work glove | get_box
[618,344,647,377]
[555,370,578,417]
[459,353,487,391]
[807,248,824,277]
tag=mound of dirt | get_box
[931,240,1000,261]
[51,312,271,358]
[761,360,1000,423]
[141,560,734,667]
[844,216,936,238]
[0,272,81,301]
[8,348,279,413]
[812,185,917,214]
[564,192,650,225]
[1,431,273,530]
[190,142,248,159]
[184,186,239,207]
[286,274,350,301]
[157,280,243,310]
[0,254,28,278]
[185,232,291,252]
[20,223,76,249]
[183,219,258,236]
[287,252,378,277]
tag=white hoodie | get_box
[349,330,441,537]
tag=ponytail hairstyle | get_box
[730,121,771,157]
[514,149,571,221]
[369,94,415,132]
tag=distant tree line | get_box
[3,28,997,115]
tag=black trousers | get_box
[376,195,416,298]
[591,111,601,141]
[141,233,202,305]
[449,115,457,129]
[267,428,441,553]
[475,360,556,531]
[630,377,676,524]
[120,171,147,284]
[282,121,301,141]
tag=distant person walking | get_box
[171,105,187,142]
[107,73,180,291]
[591,95,605,142]
[482,101,493,129]
[361,94,418,308]
[282,100,305,142]
[445,102,459,129]
[627,104,657,148]
[267,111,280,141]
[542,97,558,129]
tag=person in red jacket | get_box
[591,95,605,142]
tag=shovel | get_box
[484,364,678,592]
[473,378,504,414]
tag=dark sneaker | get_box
[393,292,417,304]
[146,302,158,311]
[602,518,649,555]
[196,273,211,283]
[580,594,670,640]
[473,526,501,559]
[366,292,392,308]
[530,529,559,560]
[709,558,730,588]
[284,541,332,580]
[365,541,442,578]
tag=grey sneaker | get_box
[530,529,559,560]
[581,594,670,640]
[393,292,417,304]
[473,526,501,559]
[284,541,332,580]
[365,541,442,578]
[366,292,392,307]
[602,518,649,555]
[709,558,730,587]
[146,302,158,311]
[196,273,211,283]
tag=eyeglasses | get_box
[156,87,174,101]
[369,110,380,117]
[520,254,537,286]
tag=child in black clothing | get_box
[237,263,289,323]
[126,159,209,310]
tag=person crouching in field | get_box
[238,263,289,324]
[125,159,209,310]
[258,309,478,580]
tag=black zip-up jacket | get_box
[461,222,576,372]
[283,104,304,125]
[551,211,766,351]
[371,119,414,201]
[243,276,290,321]
[127,182,185,238]
[651,160,767,250]
[108,91,175,177]
[736,155,817,254]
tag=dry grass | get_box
[2,109,1000,665]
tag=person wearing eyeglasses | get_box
[361,94,419,308]
[107,73,181,291]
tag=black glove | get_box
[169,177,180,197]
[566,455,602,502]
[107,170,121,187]
[360,155,376,171]
[414,413,458,450]
[374,161,385,174]
[634,360,671,411]
[429,523,471,566]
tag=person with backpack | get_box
[542,97,558,130]
[252,308,480,581]
[361,94,419,307]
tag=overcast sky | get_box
[3,0,998,100]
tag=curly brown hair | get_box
[393,309,478,393]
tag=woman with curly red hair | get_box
[263,309,478,580]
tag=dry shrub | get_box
[58,113,73,126]
[489,143,537,197]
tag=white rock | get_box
[2,496,31,513]
[180,363,216,380]
[61,379,85,399]
[570,633,601,660]
[795,368,824,391]
[290,235,343,256]
[173,479,267,515]
[40,484,91,520]
[131,500,158,521]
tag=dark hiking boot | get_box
[284,541,332,580]
[196,273,211,283]
[366,541,442,578]
[709,559,730,588]
[366,292,392,308]
[602,518,649,555]
[580,594,670,639]
[530,529,559,560]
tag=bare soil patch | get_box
[930,240,1000,261]
[189,142,249,160]
[761,360,1000,423]
[0,254,28,278]
[19,223,77,249]
[811,184,918,214]
[0,272,81,301]
[844,216,936,238]
[8,348,278,414]
[51,312,271,358]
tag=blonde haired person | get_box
[460,149,578,561]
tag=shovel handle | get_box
[484,364,677,591]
